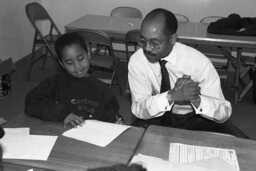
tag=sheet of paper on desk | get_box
[62,120,131,147]
[4,127,30,135]
[0,128,57,160]
[130,153,236,171]
[169,143,239,171]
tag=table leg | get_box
[234,48,242,104]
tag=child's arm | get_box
[24,76,72,122]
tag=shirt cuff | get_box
[191,95,209,115]
[156,91,174,112]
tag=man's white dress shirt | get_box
[128,42,231,123]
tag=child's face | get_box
[60,44,90,78]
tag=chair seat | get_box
[90,55,114,69]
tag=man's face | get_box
[60,44,90,78]
[139,20,175,63]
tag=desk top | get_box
[65,14,256,48]
[135,125,256,171]
[3,113,145,171]
[66,14,141,36]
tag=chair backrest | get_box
[76,30,114,56]
[25,2,61,37]
[174,13,189,23]
[111,7,142,18]
[125,29,140,61]
[200,16,224,24]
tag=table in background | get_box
[66,14,256,104]
[134,125,256,171]
[65,14,141,40]
[2,113,145,171]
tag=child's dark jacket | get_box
[25,72,120,123]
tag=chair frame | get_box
[76,30,122,94]
[111,7,142,18]
[200,16,224,24]
[124,29,140,97]
[25,2,61,81]
[174,13,189,23]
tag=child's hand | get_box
[64,113,84,128]
[115,117,125,125]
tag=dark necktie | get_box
[160,60,171,92]
[159,60,173,126]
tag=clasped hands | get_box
[167,75,201,107]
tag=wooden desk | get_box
[65,15,256,104]
[0,163,50,171]
[2,113,145,171]
[134,125,256,171]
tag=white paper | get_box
[0,128,57,160]
[62,120,131,147]
[25,135,58,160]
[169,143,239,171]
[130,153,236,171]
[4,127,30,135]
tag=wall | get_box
[0,0,41,62]
[1,0,256,62]
[43,0,256,33]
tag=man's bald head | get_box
[142,8,178,36]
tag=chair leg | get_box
[42,47,49,69]
[27,43,37,81]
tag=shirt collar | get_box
[161,42,178,65]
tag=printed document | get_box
[169,143,239,171]
[131,153,237,171]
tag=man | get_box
[128,8,248,138]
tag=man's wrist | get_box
[166,90,175,104]
[191,96,201,108]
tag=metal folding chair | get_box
[76,30,122,94]
[124,29,140,97]
[174,13,189,23]
[111,7,142,18]
[25,2,61,81]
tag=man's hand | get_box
[167,75,201,103]
[64,113,84,128]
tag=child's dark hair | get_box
[54,32,88,60]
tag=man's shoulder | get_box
[129,49,146,64]
[175,42,211,64]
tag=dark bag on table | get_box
[207,13,256,36]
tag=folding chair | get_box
[25,2,61,81]
[111,7,142,18]
[110,7,142,59]
[174,13,189,23]
[76,30,122,94]
[124,30,140,97]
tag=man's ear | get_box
[170,33,177,45]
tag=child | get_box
[25,33,121,127]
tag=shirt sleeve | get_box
[191,62,232,123]
[24,76,76,122]
[128,58,173,119]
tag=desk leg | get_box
[234,48,242,104]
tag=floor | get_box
[1,52,256,140]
